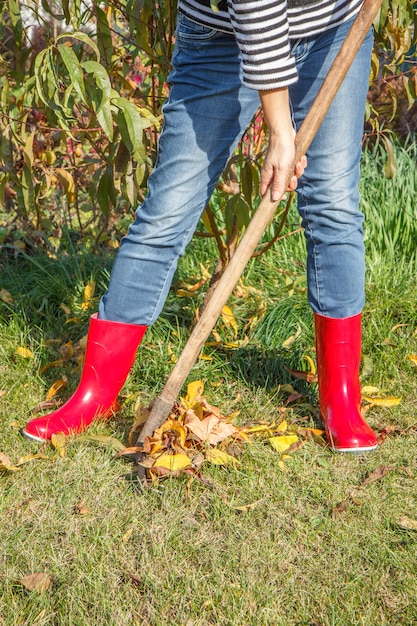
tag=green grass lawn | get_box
[1,144,416,626]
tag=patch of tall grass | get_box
[361,141,417,263]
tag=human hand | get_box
[259,87,307,202]
[260,130,307,201]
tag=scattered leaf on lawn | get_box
[15,346,34,359]
[303,354,316,375]
[73,500,89,515]
[45,379,67,401]
[397,515,417,531]
[269,434,298,453]
[362,396,402,407]
[20,572,52,592]
[121,528,134,543]
[0,288,13,303]
[0,452,20,472]
[361,465,394,486]
[228,498,263,512]
[278,460,289,472]
[407,354,417,366]
[51,433,67,457]
[361,385,380,395]
[81,279,96,310]
[275,419,288,433]
[361,354,373,378]
[284,365,317,383]
[77,434,126,451]
[16,453,48,466]
[221,305,238,336]
[389,323,407,333]
[205,448,239,466]
[0,390,6,399]
[282,325,301,349]
[153,453,192,471]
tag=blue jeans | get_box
[99,13,373,324]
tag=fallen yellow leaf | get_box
[275,419,288,433]
[303,354,316,375]
[81,279,96,310]
[205,448,239,466]
[278,459,289,472]
[51,433,67,456]
[153,453,191,471]
[269,434,298,453]
[362,396,402,407]
[15,346,34,359]
[221,305,238,337]
[282,325,301,349]
[407,354,417,366]
[361,385,380,395]
[185,380,204,404]
[45,379,67,401]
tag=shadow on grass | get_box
[229,344,317,398]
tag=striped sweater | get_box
[178,0,364,90]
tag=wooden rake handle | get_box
[137,0,383,444]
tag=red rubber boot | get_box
[314,312,378,452]
[22,314,147,441]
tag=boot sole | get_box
[331,444,378,453]
[20,428,48,443]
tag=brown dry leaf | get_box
[397,515,417,531]
[20,572,52,592]
[284,365,317,384]
[73,500,89,515]
[0,288,13,304]
[15,346,34,359]
[361,465,394,486]
[0,390,6,399]
[362,396,402,407]
[45,379,67,401]
[0,452,20,472]
[184,410,239,445]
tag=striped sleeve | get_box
[228,0,297,90]
[178,0,364,91]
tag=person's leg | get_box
[100,13,260,325]
[289,20,377,451]
[23,15,260,440]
